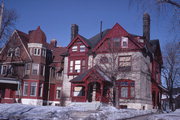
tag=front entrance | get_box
[87,82,101,102]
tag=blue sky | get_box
[6,0,170,47]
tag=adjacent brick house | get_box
[0,14,165,110]
[0,26,66,105]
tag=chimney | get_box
[50,39,57,47]
[143,13,150,42]
[71,24,78,41]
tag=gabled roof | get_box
[70,66,112,83]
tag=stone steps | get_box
[69,102,102,111]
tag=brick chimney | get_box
[71,24,78,41]
[50,39,57,47]
[143,13,150,42]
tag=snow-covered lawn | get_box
[148,109,180,120]
[0,103,155,120]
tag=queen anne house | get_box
[0,13,165,110]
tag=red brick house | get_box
[0,26,66,105]
[61,14,164,109]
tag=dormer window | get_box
[121,37,128,48]
[80,45,85,52]
[15,47,20,57]
[72,46,78,52]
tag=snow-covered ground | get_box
[147,109,180,120]
[0,103,155,120]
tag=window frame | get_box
[30,82,37,96]
[121,37,128,48]
[56,87,61,99]
[32,63,39,75]
[15,47,20,57]
[117,80,135,99]
[23,82,28,96]
[80,45,86,52]
[72,46,78,52]
[118,56,132,71]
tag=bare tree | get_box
[0,3,17,47]
[162,42,180,111]
[95,38,138,107]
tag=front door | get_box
[87,82,101,102]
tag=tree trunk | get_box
[112,80,119,108]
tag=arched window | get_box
[15,47,20,56]
[117,80,135,99]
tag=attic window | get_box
[80,45,85,52]
[7,48,14,57]
[72,46,77,52]
[121,37,128,48]
[15,47,20,57]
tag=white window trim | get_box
[30,82,37,96]
[34,48,41,56]
[121,37,128,48]
[72,46,78,52]
[32,63,39,75]
[80,45,85,52]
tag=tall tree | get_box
[162,42,180,111]
[0,1,17,47]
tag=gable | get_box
[93,23,143,53]
[0,31,31,62]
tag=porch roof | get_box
[70,67,112,83]
[0,77,20,84]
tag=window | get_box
[100,57,108,64]
[7,48,14,57]
[118,56,131,71]
[25,63,31,75]
[56,87,61,99]
[15,47,20,57]
[81,60,86,73]
[72,46,78,52]
[112,38,120,48]
[118,80,135,99]
[42,49,46,57]
[34,48,41,56]
[121,37,128,48]
[38,83,43,97]
[32,63,39,75]
[69,59,86,74]
[69,61,74,73]
[23,82,28,96]
[73,86,85,96]
[74,60,81,73]
[2,65,7,74]
[30,82,37,96]
[80,45,85,52]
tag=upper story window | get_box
[7,48,14,57]
[69,59,86,74]
[74,60,81,73]
[117,80,135,99]
[72,46,78,52]
[34,48,41,56]
[121,37,128,48]
[118,56,131,71]
[1,65,7,74]
[25,63,31,75]
[42,48,46,57]
[32,63,39,75]
[80,45,85,52]
[15,47,20,57]
[111,38,121,48]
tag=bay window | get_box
[69,59,86,74]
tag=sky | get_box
[5,0,172,47]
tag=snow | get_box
[0,103,156,120]
[147,109,180,120]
